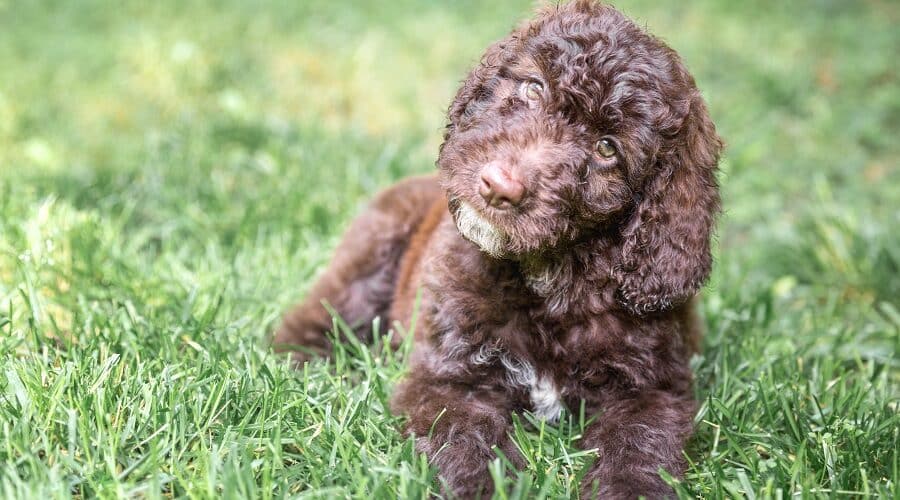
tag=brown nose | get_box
[479,162,525,208]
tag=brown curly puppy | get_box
[276,1,722,497]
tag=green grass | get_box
[1,0,898,497]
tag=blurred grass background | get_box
[0,0,898,498]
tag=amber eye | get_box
[595,138,617,158]
[522,81,543,102]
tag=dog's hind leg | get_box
[273,174,442,363]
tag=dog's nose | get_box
[479,163,525,208]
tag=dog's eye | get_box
[595,139,617,159]
[521,81,543,102]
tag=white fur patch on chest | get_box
[471,346,563,422]
[528,374,563,422]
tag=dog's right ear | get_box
[447,39,511,125]
[615,91,722,316]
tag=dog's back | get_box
[273,174,441,361]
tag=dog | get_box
[275,1,722,497]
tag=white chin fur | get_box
[454,202,505,257]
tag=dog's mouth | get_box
[451,200,508,258]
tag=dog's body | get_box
[276,2,721,498]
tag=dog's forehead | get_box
[515,31,664,129]
[506,55,542,79]
[524,33,582,59]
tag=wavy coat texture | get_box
[276,1,722,497]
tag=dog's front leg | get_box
[578,389,695,499]
[392,374,522,499]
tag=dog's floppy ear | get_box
[616,90,722,315]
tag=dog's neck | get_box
[521,257,570,297]
[517,240,618,300]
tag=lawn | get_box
[0,0,898,498]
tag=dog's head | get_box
[439,0,722,314]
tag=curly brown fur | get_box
[275,1,722,498]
